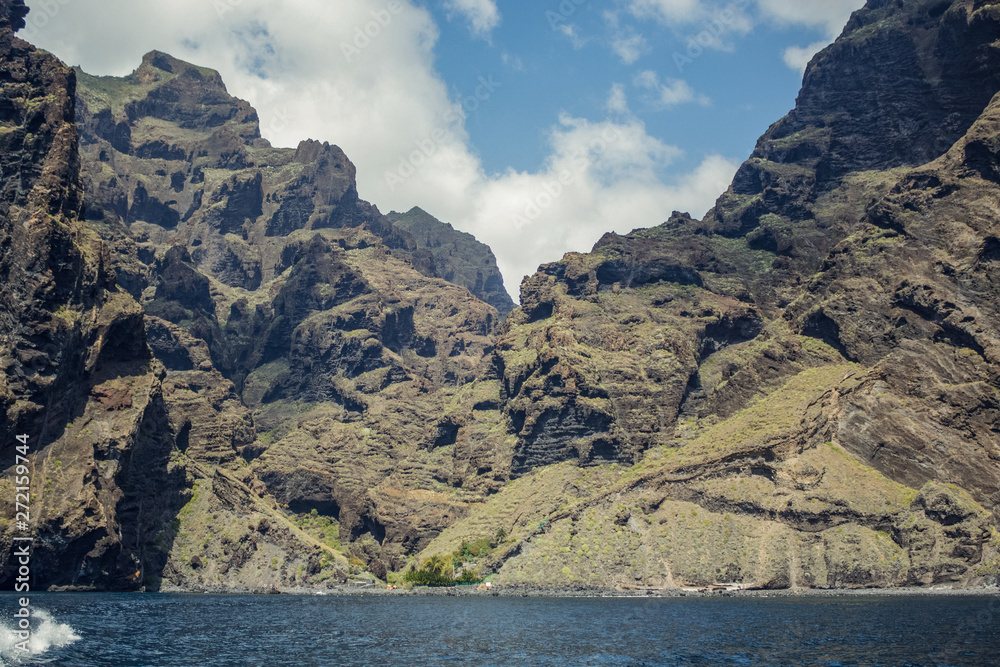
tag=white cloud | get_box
[782,40,829,73]
[625,0,752,57]
[607,83,630,116]
[756,0,864,38]
[556,23,588,49]
[634,70,710,108]
[501,51,525,72]
[443,0,501,39]
[757,0,864,73]
[611,32,648,64]
[466,118,737,292]
[628,0,702,24]
[23,0,737,301]
[620,0,862,67]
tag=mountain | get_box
[1,0,999,592]
[1,26,512,589]
[385,207,514,317]
[418,0,1000,589]
[71,49,512,585]
[0,0,195,590]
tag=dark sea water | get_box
[0,592,998,666]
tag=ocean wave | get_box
[0,610,80,664]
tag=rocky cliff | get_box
[0,0,384,589]
[421,0,1000,590]
[385,207,514,317]
[0,0,177,591]
[0,12,514,588]
[0,38,518,589]
[2,0,999,593]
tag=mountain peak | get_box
[385,207,514,315]
[142,50,183,73]
[134,50,227,91]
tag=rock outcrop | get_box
[1,23,503,590]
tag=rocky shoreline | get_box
[154,583,1000,599]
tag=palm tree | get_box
[424,554,449,577]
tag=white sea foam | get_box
[0,610,80,664]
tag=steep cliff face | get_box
[489,0,1000,498]
[421,0,1000,590]
[0,0,181,590]
[386,207,514,317]
[495,224,774,477]
[72,51,511,578]
[784,95,1000,516]
[75,52,510,311]
[707,0,1000,288]
[0,33,416,591]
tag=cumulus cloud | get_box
[611,32,648,64]
[607,83,630,116]
[23,0,737,300]
[603,10,649,63]
[465,117,737,292]
[443,0,501,39]
[755,0,863,38]
[782,40,829,73]
[634,70,710,108]
[757,0,864,71]
[628,0,702,24]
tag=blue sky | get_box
[427,1,815,178]
[24,0,865,299]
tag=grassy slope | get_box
[420,362,998,589]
